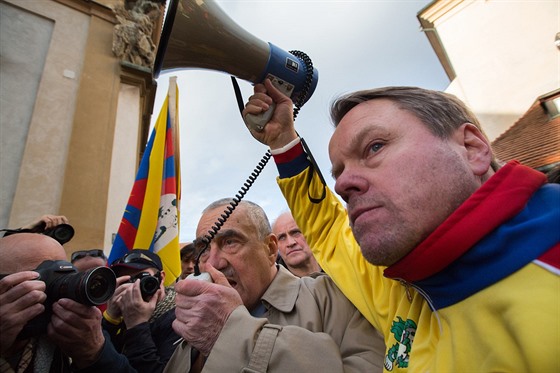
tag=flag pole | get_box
[168,76,181,229]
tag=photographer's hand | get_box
[22,215,69,231]
[116,280,160,328]
[0,271,46,356]
[48,298,104,369]
[105,275,132,321]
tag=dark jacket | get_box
[75,330,137,373]
[103,308,179,373]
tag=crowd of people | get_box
[1,82,558,372]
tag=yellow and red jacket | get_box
[274,141,560,372]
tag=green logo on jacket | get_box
[384,317,417,371]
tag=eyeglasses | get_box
[71,249,106,263]
[111,251,158,268]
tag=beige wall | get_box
[0,0,157,257]
[0,0,55,226]
[419,0,559,140]
[106,83,141,249]
[2,0,90,228]
[58,11,121,251]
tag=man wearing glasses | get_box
[103,249,179,373]
[71,249,107,272]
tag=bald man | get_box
[0,233,134,372]
[272,212,321,277]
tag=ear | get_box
[455,123,493,177]
[160,270,166,283]
[265,234,279,265]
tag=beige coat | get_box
[164,266,384,372]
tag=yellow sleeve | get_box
[277,168,392,329]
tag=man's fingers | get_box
[0,273,46,311]
[264,78,291,102]
[205,265,229,287]
[253,83,267,94]
[244,102,268,114]
[0,271,40,293]
[42,215,69,229]
[116,275,133,286]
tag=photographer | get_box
[71,250,108,273]
[103,249,179,373]
[1,214,75,246]
[0,233,134,372]
[20,214,69,232]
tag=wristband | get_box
[103,310,123,325]
[270,137,300,155]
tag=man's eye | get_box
[224,238,235,246]
[221,238,242,255]
[221,238,239,250]
[369,142,384,153]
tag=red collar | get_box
[384,161,546,281]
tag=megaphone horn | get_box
[153,0,319,130]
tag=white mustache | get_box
[219,267,236,280]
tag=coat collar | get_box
[259,265,301,313]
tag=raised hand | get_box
[242,79,299,150]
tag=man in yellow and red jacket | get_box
[242,81,560,372]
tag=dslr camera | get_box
[0,223,74,245]
[42,223,75,245]
[17,260,116,339]
[129,271,161,301]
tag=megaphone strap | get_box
[231,76,246,117]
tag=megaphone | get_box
[153,0,318,131]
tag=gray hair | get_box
[203,198,271,240]
[330,86,499,170]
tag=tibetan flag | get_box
[109,77,182,286]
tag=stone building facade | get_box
[0,0,165,254]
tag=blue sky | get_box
[152,0,450,242]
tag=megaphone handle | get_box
[244,75,294,133]
[244,102,276,132]
[187,272,213,283]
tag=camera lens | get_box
[43,224,75,245]
[50,266,116,306]
[140,276,160,298]
[85,267,117,304]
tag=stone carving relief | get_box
[112,0,164,68]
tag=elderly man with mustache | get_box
[165,198,385,372]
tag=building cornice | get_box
[417,0,472,81]
[54,0,117,23]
